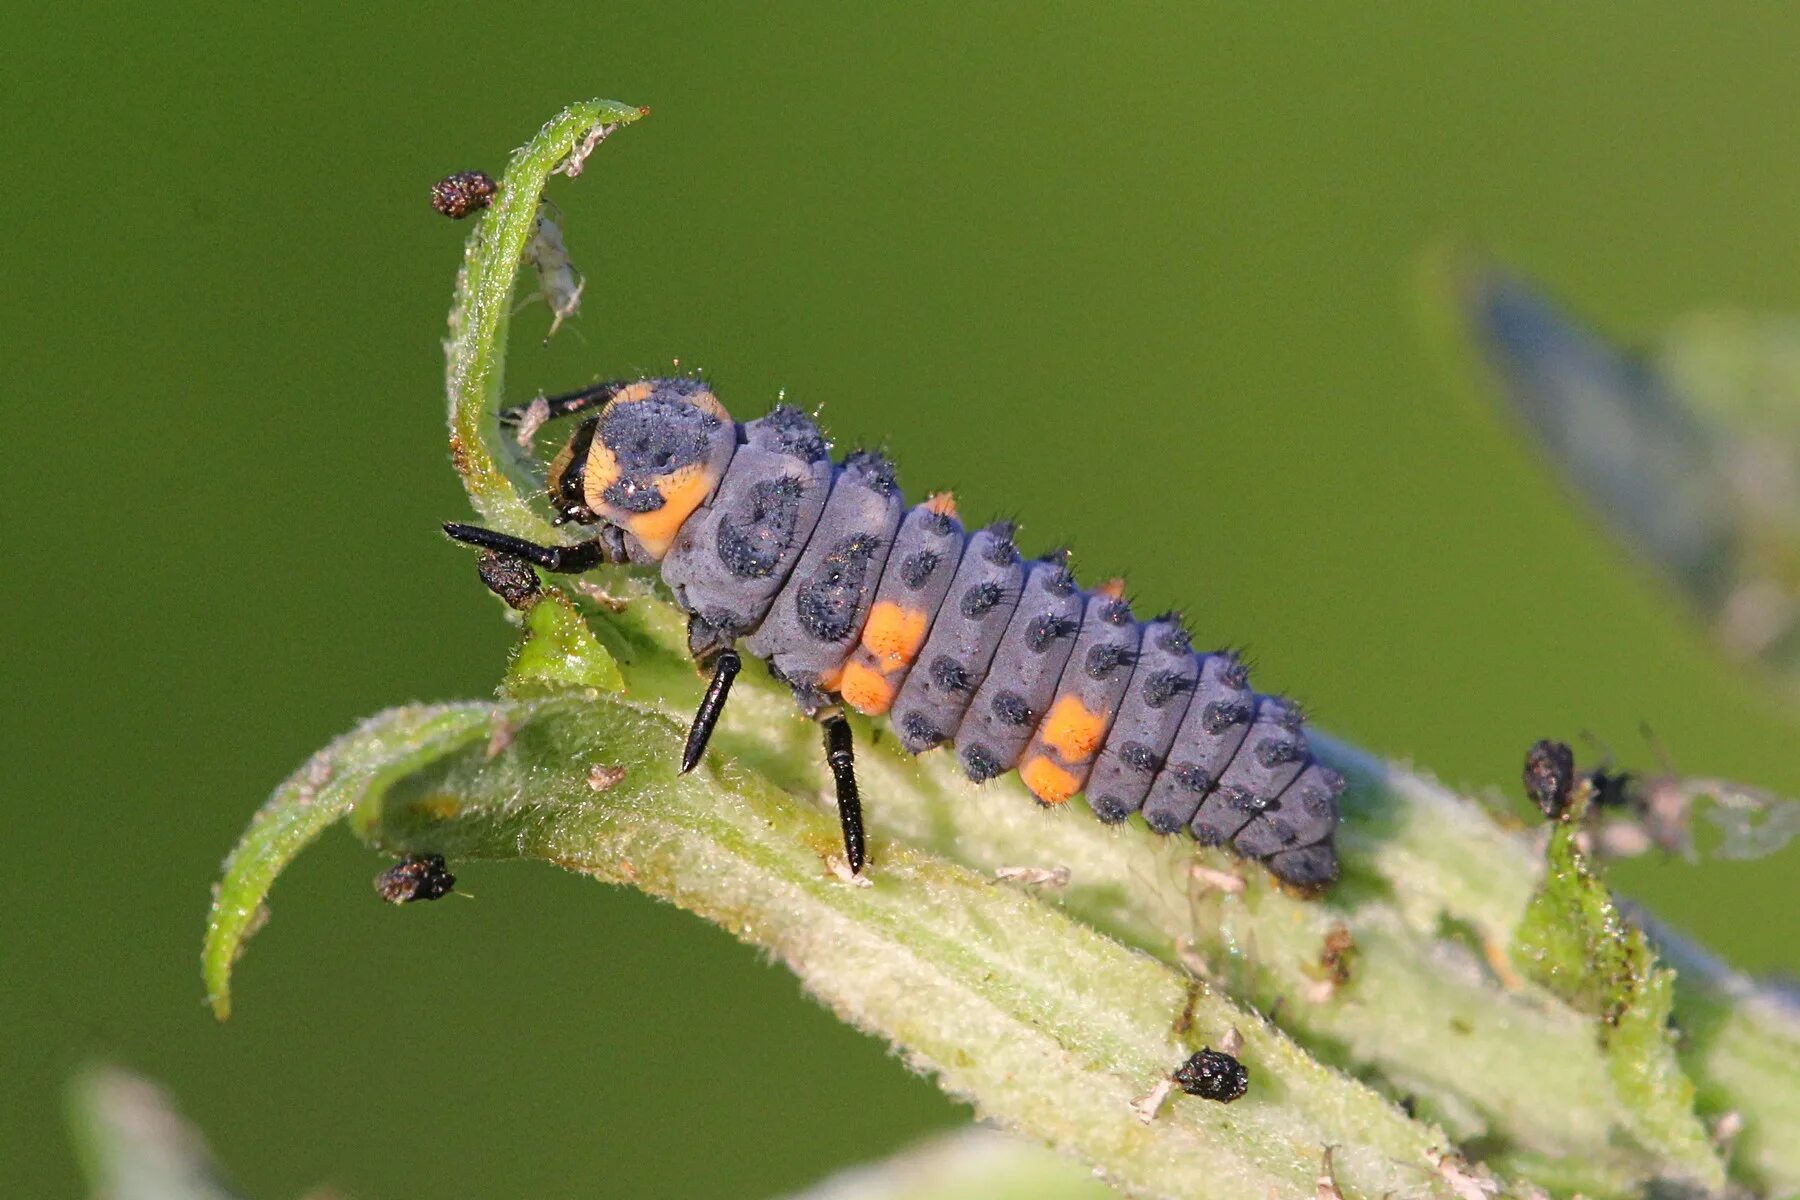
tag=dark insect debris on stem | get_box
[430,170,497,219]
[1524,738,1577,820]
[1173,1047,1250,1104]
[375,855,457,903]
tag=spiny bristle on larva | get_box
[1153,618,1193,656]
[1085,641,1136,679]
[960,581,1006,619]
[1025,614,1078,651]
[843,449,898,494]
[983,521,1019,564]
[761,404,831,461]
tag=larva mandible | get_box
[446,377,1344,889]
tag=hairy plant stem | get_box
[204,101,1800,1200]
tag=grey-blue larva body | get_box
[480,377,1344,888]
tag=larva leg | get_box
[680,649,740,774]
[820,710,867,875]
[442,522,626,572]
[496,378,626,427]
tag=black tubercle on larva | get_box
[902,711,944,748]
[600,385,719,472]
[991,691,1034,727]
[1175,765,1212,793]
[961,581,1004,619]
[962,744,1004,782]
[1145,807,1184,834]
[920,508,956,536]
[760,405,830,461]
[794,533,881,642]
[1270,699,1306,732]
[1025,614,1078,652]
[1154,619,1192,656]
[1255,737,1305,768]
[1524,738,1576,819]
[1174,1049,1249,1104]
[602,477,668,513]
[1044,564,1077,596]
[1100,598,1133,625]
[1193,820,1226,846]
[1219,785,1257,813]
[1143,669,1193,709]
[1091,794,1131,823]
[899,550,940,589]
[716,475,807,579]
[1218,655,1250,690]
[1085,642,1134,679]
[843,449,898,495]
[1121,742,1161,774]
[1202,699,1252,734]
[983,523,1019,565]
[930,656,972,693]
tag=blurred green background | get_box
[6,4,1797,1197]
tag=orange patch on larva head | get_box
[1021,754,1080,806]
[924,491,959,519]
[837,658,897,715]
[860,601,930,668]
[606,462,721,559]
[1039,696,1109,763]
[1095,577,1127,599]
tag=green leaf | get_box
[201,704,492,1019]
[346,691,1466,1200]
[444,98,647,542]
[503,586,625,695]
[1427,248,1800,688]
[67,1066,247,1200]
[1513,796,1722,1188]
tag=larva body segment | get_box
[1018,588,1142,807]
[888,525,1025,754]
[662,406,835,640]
[956,557,1085,785]
[837,495,967,717]
[1080,615,1201,824]
[515,379,1344,889]
[744,450,906,712]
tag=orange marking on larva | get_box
[610,462,719,559]
[837,659,897,715]
[861,601,929,669]
[1095,577,1127,598]
[924,491,959,519]
[1040,696,1110,763]
[1021,754,1080,806]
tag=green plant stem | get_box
[204,100,1800,1200]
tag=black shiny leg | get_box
[681,649,740,774]
[442,522,622,572]
[822,711,867,875]
[498,379,626,427]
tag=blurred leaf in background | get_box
[1439,253,1800,691]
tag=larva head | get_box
[548,378,736,559]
